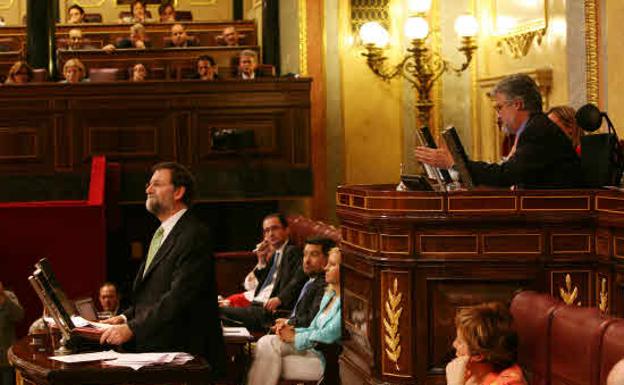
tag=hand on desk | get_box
[414,144,454,169]
[100,315,126,325]
[271,318,288,333]
[100,324,134,345]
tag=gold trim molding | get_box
[298,0,308,75]
[599,277,608,313]
[584,0,600,105]
[383,278,403,371]
[494,0,548,58]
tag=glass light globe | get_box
[405,16,429,40]
[454,14,478,37]
[359,21,390,47]
[407,0,432,13]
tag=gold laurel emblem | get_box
[599,278,608,313]
[559,273,580,306]
[383,278,403,371]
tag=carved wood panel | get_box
[550,270,592,306]
[380,270,412,378]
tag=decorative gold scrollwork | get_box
[559,273,581,306]
[496,28,546,59]
[599,278,608,313]
[383,278,403,371]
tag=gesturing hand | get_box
[100,324,133,346]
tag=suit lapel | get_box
[136,212,189,286]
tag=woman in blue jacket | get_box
[247,248,342,385]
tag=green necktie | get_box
[144,227,164,276]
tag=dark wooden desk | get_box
[8,337,212,385]
[0,79,312,202]
[336,185,624,385]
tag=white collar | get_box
[159,208,187,244]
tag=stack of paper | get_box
[49,350,194,370]
[222,326,251,338]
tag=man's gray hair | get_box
[490,73,543,113]
[239,49,258,61]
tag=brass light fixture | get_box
[359,0,478,126]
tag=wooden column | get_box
[26,0,57,78]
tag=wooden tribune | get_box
[337,184,624,385]
[8,337,212,385]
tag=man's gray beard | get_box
[145,199,161,215]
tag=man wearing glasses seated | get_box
[414,73,581,189]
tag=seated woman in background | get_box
[120,0,150,24]
[67,4,85,24]
[159,2,176,23]
[61,59,87,84]
[5,61,33,84]
[446,302,526,385]
[547,105,582,154]
[246,247,342,385]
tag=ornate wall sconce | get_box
[359,0,478,126]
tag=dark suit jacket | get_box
[252,242,306,309]
[123,211,224,371]
[468,113,582,188]
[289,274,326,328]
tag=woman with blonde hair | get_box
[61,59,87,83]
[5,61,33,84]
[446,302,527,385]
[246,247,342,385]
[547,105,582,151]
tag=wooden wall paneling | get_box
[613,265,624,317]
[380,270,412,379]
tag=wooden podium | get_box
[337,185,624,385]
[8,337,212,385]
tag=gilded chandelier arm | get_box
[362,45,409,81]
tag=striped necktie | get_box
[144,227,164,276]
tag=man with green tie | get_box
[100,162,224,373]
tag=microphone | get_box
[575,103,603,132]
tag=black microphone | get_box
[575,103,603,132]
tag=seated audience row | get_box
[69,23,243,51]
[68,1,181,25]
[4,49,262,84]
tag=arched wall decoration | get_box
[493,0,548,58]
[0,0,14,11]
[349,0,390,34]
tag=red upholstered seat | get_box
[600,320,624,385]
[550,304,611,385]
[511,291,562,385]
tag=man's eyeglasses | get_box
[493,100,514,113]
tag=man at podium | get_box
[415,74,581,189]
[99,162,224,372]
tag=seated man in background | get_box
[158,2,176,23]
[120,0,149,24]
[271,237,333,330]
[221,26,239,46]
[220,213,307,332]
[238,50,260,80]
[165,24,196,48]
[0,281,24,385]
[193,55,218,81]
[67,4,85,24]
[414,73,581,189]
[131,63,147,81]
[103,23,148,52]
[98,282,121,317]
[446,302,526,385]
[61,58,88,83]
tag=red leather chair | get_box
[511,291,562,385]
[88,68,122,82]
[600,319,624,385]
[550,305,611,385]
